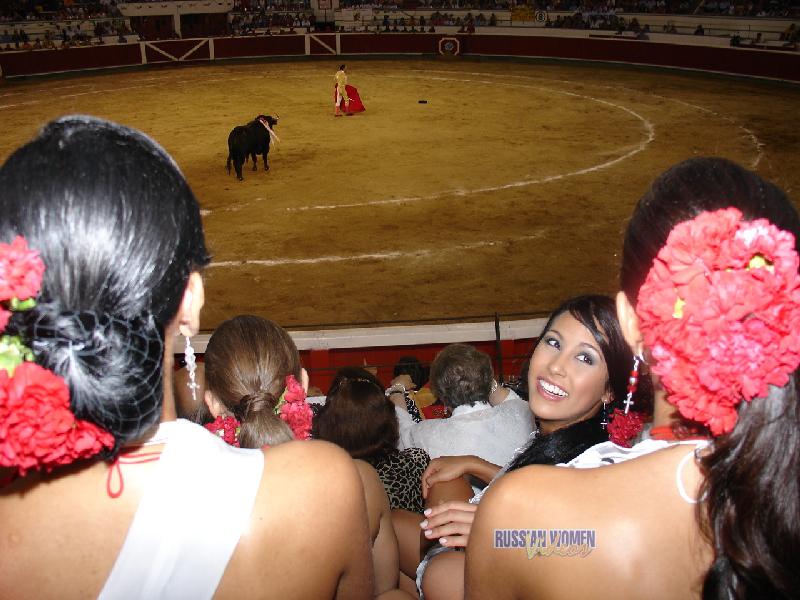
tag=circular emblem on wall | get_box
[535,10,547,23]
[438,37,460,56]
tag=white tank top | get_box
[98,419,264,600]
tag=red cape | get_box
[335,84,366,113]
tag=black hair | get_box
[621,157,800,599]
[339,64,346,70]
[393,355,429,388]
[507,295,648,471]
[0,116,209,452]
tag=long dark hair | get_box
[313,367,399,464]
[0,116,209,451]
[621,157,800,599]
[507,295,644,471]
[201,315,297,448]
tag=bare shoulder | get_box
[237,440,368,568]
[468,446,710,600]
[224,444,374,598]
[260,439,362,496]
[353,459,385,496]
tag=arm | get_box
[394,406,416,451]
[421,455,501,499]
[354,460,401,597]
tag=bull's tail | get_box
[226,153,232,174]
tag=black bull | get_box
[226,115,278,181]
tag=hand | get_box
[419,501,477,548]
[421,456,473,499]
[390,374,416,391]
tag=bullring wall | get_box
[1,31,798,82]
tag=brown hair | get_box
[202,315,300,448]
[313,367,398,464]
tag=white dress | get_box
[98,419,264,600]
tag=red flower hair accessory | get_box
[0,362,114,475]
[0,236,114,476]
[274,374,312,440]
[637,208,800,436]
[607,408,645,447]
[204,415,241,447]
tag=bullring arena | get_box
[1,34,799,349]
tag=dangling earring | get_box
[600,401,610,429]
[623,354,642,414]
[184,334,199,404]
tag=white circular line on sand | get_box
[286,74,654,212]
[416,69,764,168]
[663,97,764,168]
[208,232,543,268]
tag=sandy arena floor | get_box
[1,58,798,331]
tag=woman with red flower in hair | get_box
[199,317,413,599]
[466,157,800,600]
[0,116,373,600]
[199,315,313,448]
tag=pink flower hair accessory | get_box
[0,236,115,476]
[636,208,800,436]
[274,374,313,440]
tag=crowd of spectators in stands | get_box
[0,0,795,48]
[0,18,132,51]
[525,0,797,17]
[229,10,314,34]
[366,11,496,31]
[232,0,311,11]
[333,0,796,17]
[1,0,121,23]
[229,0,314,34]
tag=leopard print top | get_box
[372,447,431,514]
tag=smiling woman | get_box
[528,302,620,435]
[413,295,651,600]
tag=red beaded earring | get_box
[623,355,641,414]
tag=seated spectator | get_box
[197,314,311,447]
[390,355,436,418]
[466,157,800,600]
[414,295,648,600]
[393,343,534,467]
[0,116,372,599]
[313,367,423,598]
[315,367,431,514]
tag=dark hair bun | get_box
[8,304,165,449]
